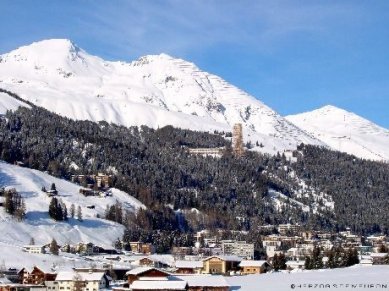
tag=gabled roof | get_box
[130,280,187,290]
[55,271,106,281]
[173,275,230,287]
[203,255,242,262]
[175,260,203,269]
[125,267,170,276]
[239,260,269,267]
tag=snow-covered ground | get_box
[0,39,324,156]
[287,105,389,161]
[227,265,389,291]
[0,92,31,113]
[0,161,144,249]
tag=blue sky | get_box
[1,0,388,128]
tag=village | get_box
[1,224,388,291]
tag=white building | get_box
[221,240,254,259]
[55,271,110,291]
[22,245,46,254]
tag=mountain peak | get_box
[316,105,351,114]
[286,106,389,161]
[0,39,85,66]
[5,39,79,56]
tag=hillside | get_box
[0,161,144,248]
[0,39,323,156]
[286,105,389,161]
[0,96,388,237]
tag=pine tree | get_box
[49,197,65,221]
[304,256,312,270]
[29,237,35,245]
[50,238,59,255]
[70,204,75,218]
[77,206,83,221]
[114,238,122,250]
[278,253,287,270]
[62,203,68,221]
[50,183,56,191]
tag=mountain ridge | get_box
[0,39,323,156]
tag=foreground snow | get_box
[0,161,144,248]
[227,265,389,291]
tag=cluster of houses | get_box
[260,224,389,269]
[0,254,273,291]
[3,224,389,291]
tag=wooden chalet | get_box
[18,266,56,285]
[202,256,241,275]
[238,260,272,275]
[126,267,171,285]
[174,261,203,274]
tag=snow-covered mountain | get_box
[0,39,323,155]
[0,161,144,249]
[286,105,389,161]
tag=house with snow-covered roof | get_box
[202,255,241,275]
[174,260,203,274]
[130,280,187,291]
[55,271,110,291]
[125,267,171,285]
[21,266,56,285]
[172,275,230,291]
[239,260,272,274]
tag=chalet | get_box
[126,267,171,285]
[22,245,45,254]
[202,256,241,275]
[23,266,56,285]
[238,260,271,275]
[174,261,203,274]
[130,242,154,254]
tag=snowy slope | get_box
[286,105,389,161]
[0,92,31,114]
[0,39,323,155]
[0,161,144,248]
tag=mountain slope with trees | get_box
[0,90,388,239]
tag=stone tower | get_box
[232,123,244,156]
